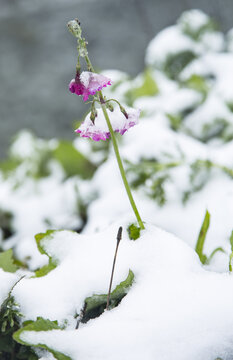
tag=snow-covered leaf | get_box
[82,269,134,323]
[34,230,60,277]
[125,68,159,105]
[13,317,71,360]
[52,140,96,179]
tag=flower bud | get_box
[90,107,98,124]
[67,19,82,39]
[119,105,129,119]
[106,102,114,112]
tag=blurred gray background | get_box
[0,0,233,158]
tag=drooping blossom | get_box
[76,107,140,141]
[69,71,112,101]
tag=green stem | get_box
[82,49,144,229]
[98,92,145,230]
[84,55,95,72]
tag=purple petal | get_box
[75,107,140,141]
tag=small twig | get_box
[76,302,87,329]
[106,226,123,310]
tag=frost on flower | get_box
[76,107,140,141]
[69,71,112,101]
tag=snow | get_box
[181,53,233,103]
[122,116,207,162]
[9,131,58,161]
[81,111,233,270]
[13,225,131,322]
[0,173,83,269]
[199,31,225,52]
[178,9,210,33]
[14,223,233,360]
[146,10,226,70]
[145,26,197,66]
[1,8,233,360]
[134,88,202,118]
[100,69,129,84]
[0,132,86,269]
[183,92,233,139]
[77,106,140,140]
[227,28,233,52]
[0,269,18,305]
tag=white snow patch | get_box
[145,26,198,66]
[15,224,233,360]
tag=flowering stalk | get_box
[98,91,145,230]
[67,19,145,230]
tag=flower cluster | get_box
[69,18,145,230]
[76,107,140,141]
[69,71,111,102]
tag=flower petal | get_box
[75,107,140,141]
[69,72,112,101]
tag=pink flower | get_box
[76,107,140,141]
[69,71,112,101]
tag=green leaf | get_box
[207,247,226,264]
[0,209,14,241]
[183,74,209,96]
[35,230,78,277]
[15,346,39,360]
[0,277,38,359]
[226,102,233,112]
[163,51,196,79]
[126,158,180,206]
[178,11,218,40]
[0,158,20,177]
[82,270,134,323]
[15,317,60,333]
[13,318,71,360]
[230,231,233,252]
[195,210,210,264]
[0,250,18,273]
[111,269,134,299]
[125,68,159,105]
[52,141,96,179]
[229,252,233,272]
[34,230,60,277]
[229,231,233,272]
[166,113,182,131]
[133,68,159,98]
[35,262,57,278]
[0,335,13,353]
[201,118,229,143]
[35,230,57,256]
[127,223,141,240]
